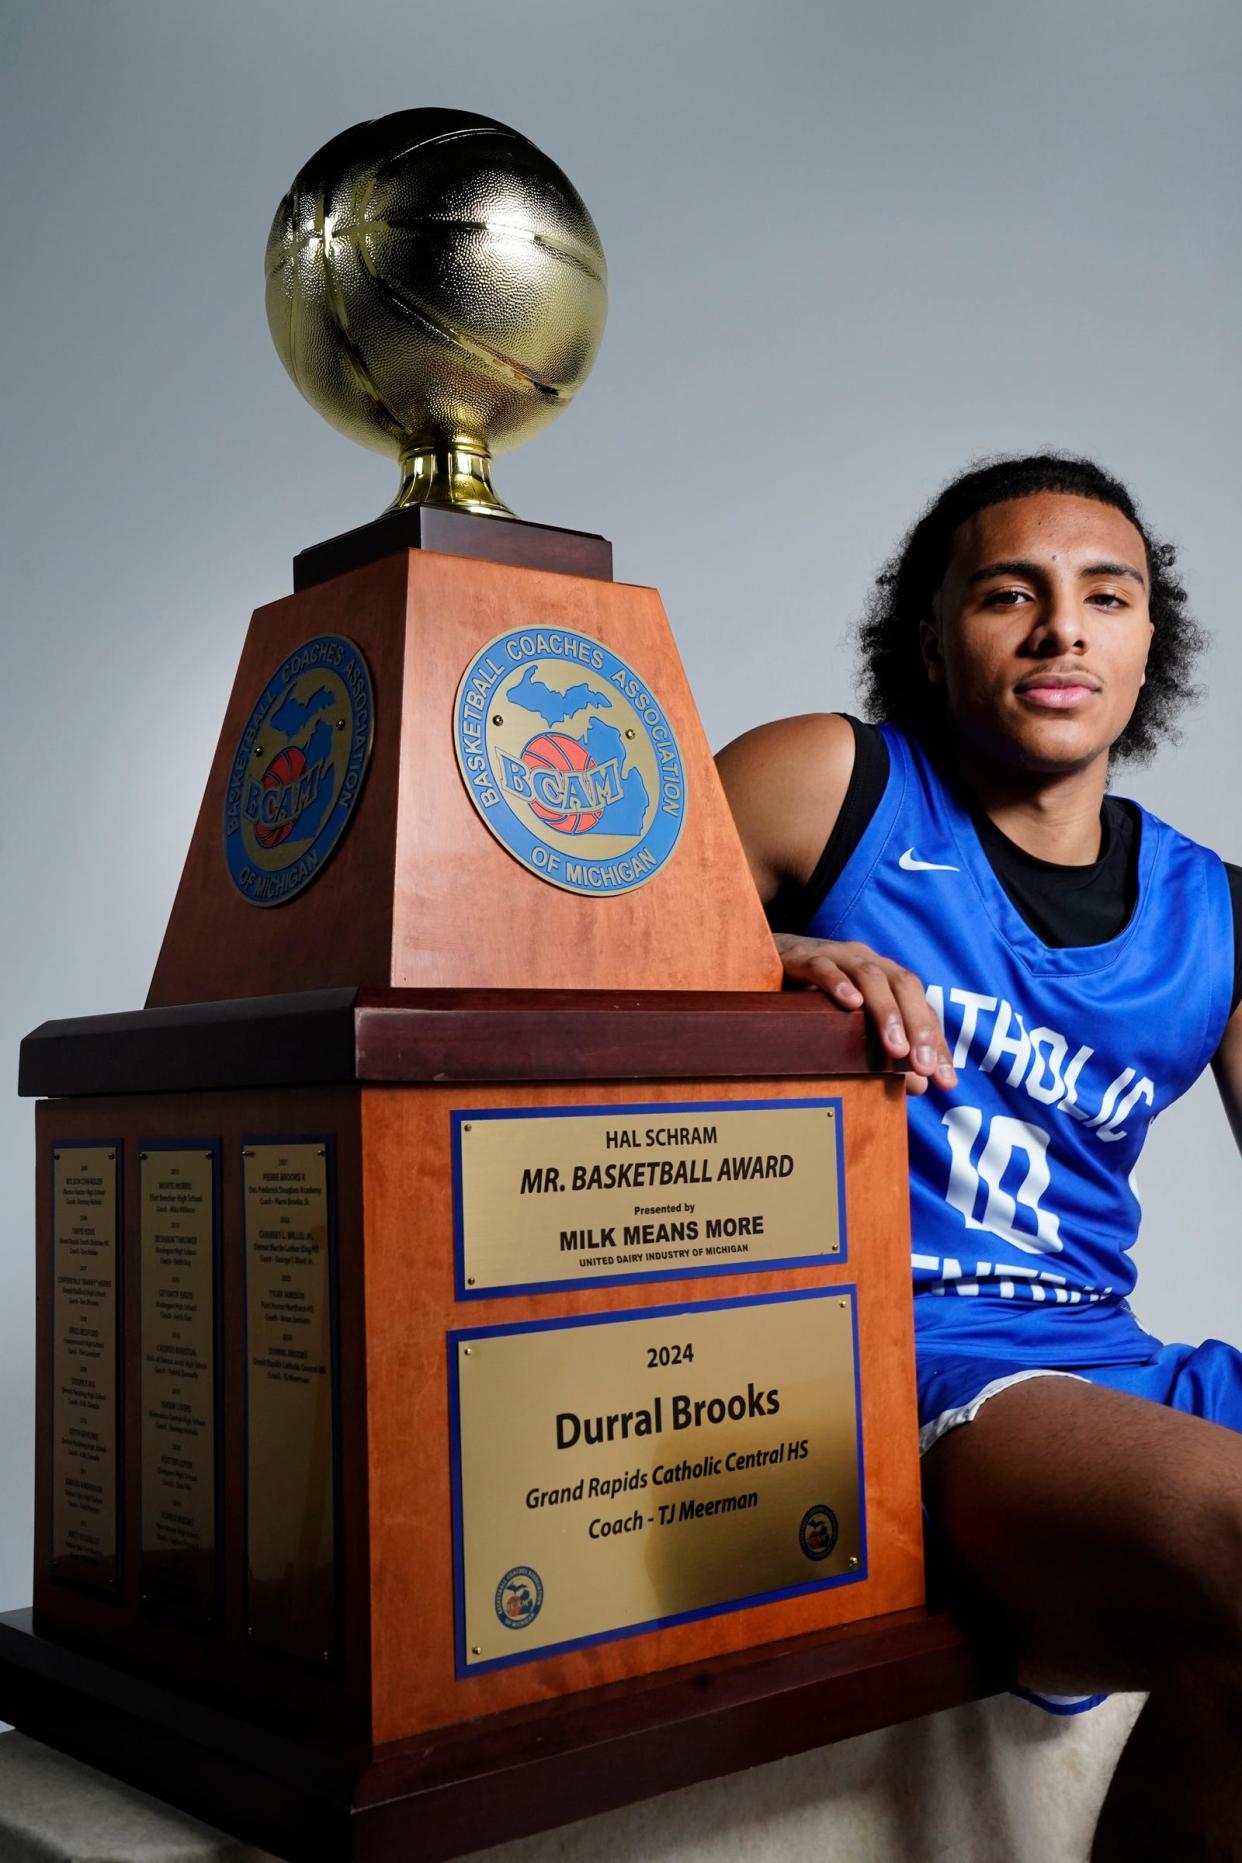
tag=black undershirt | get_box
[783,716,1242,1018]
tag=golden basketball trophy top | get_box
[264,107,608,520]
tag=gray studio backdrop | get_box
[2,0,1239,1618]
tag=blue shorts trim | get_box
[917,1334,1242,1440]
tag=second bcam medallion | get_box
[451,1288,864,1670]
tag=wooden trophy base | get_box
[5,989,1009,1858]
[0,1601,1001,1863]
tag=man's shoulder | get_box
[715,713,863,897]
[718,710,857,763]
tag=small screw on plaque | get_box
[463,1124,472,1133]
[108,1152,115,1160]
[467,1276,476,1286]
[471,1645,482,1656]
[140,1152,148,1161]
[847,1555,860,1570]
[838,1298,847,1308]
[463,1346,473,1356]
[624,728,636,739]
[244,1149,254,1158]
[492,714,503,727]
[317,1148,325,1158]
[336,718,347,730]
[830,1242,840,1253]
[321,1650,331,1663]
[254,745,264,758]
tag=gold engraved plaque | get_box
[51,1144,120,1591]
[243,1141,336,1664]
[139,1146,218,1625]
[455,1098,843,1296]
[452,1288,863,1671]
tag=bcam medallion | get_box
[454,628,686,896]
[223,635,374,907]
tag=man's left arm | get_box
[1211,1005,1242,1155]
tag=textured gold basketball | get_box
[265,109,608,509]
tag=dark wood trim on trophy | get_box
[291,506,613,592]
[0,1606,1007,1862]
[349,988,890,1087]
[20,991,362,1099]
[20,990,894,1099]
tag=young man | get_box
[716,455,1242,1861]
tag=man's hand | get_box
[775,932,958,1096]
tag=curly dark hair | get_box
[856,453,1206,764]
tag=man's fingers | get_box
[773,937,956,1090]
[775,939,864,1008]
[888,966,959,1088]
[844,959,909,1056]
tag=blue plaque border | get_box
[451,1096,848,1300]
[447,1285,868,1679]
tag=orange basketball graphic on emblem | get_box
[520,732,603,834]
[254,745,307,848]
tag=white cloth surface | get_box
[0,1690,1146,1863]
[0,1731,271,1863]
[473,1689,1147,1863]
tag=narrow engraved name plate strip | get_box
[243,1141,337,1665]
[455,1098,844,1295]
[452,1287,864,1672]
[51,1143,121,1592]
[139,1145,218,1626]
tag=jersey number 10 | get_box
[941,1106,1063,1256]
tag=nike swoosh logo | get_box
[899,847,960,873]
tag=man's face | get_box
[921,491,1154,775]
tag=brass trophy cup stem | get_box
[391,439,514,518]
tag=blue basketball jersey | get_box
[803,724,1235,1364]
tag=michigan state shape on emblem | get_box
[453,629,686,896]
[222,635,374,906]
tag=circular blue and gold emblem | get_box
[223,635,374,906]
[799,1505,839,1563]
[453,628,686,896]
[495,1565,544,1631]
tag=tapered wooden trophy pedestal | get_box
[6,531,985,1861]
[148,546,781,1005]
